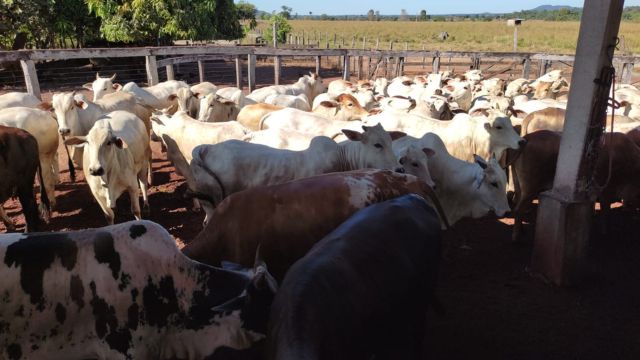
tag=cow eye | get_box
[412,162,419,167]
[347,103,353,107]
[399,158,405,165]
[106,141,111,146]
[103,88,107,91]
[491,182,498,188]
[374,143,383,149]
[496,126,503,130]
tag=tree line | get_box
[0,0,259,50]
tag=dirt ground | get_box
[1,67,639,358]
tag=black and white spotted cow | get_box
[0,220,277,360]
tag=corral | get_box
[1,2,639,358]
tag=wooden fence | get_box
[1,46,639,99]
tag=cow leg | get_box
[598,199,612,234]
[17,181,41,233]
[512,194,535,242]
[0,204,16,232]
[51,151,60,184]
[129,186,143,220]
[40,158,56,210]
[96,194,115,225]
[138,170,150,217]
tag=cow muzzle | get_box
[89,167,105,176]
[518,139,527,147]
[59,128,70,136]
[395,167,405,174]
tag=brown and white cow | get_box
[65,111,151,224]
[183,169,445,282]
[236,103,285,131]
[0,125,49,232]
[189,124,406,225]
[0,220,276,359]
[312,93,370,121]
[521,107,639,135]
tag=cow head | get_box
[333,93,370,120]
[52,91,86,136]
[472,108,526,159]
[374,78,389,96]
[198,94,237,122]
[398,145,436,189]
[83,73,120,101]
[303,72,326,101]
[64,119,125,180]
[341,123,406,172]
[470,154,510,218]
[175,88,199,118]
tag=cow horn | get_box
[96,72,100,80]
[110,73,116,81]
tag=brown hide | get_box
[511,130,640,240]
[183,169,436,281]
[0,125,45,232]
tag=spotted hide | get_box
[0,220,276,360]
[183,169,446,282]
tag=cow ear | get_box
[37,102,53,112]
[74,99,88,110]
[388,131,407,141]
[319,101,337,108]
[64,136,87,147]
[113,137,127,149]
[342,129,363,141]
[471,108,489,117]
[444,85,455,92]
[150,115,164,125]
[82,82,93,90]
[112,83,122,91]
[474,154,488,169]
[423,147,436,158]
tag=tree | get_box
[280,5,293,20]
[263,13,292,44]
[419,10,428,21]
[367,9,375,21]
[375,11,380,21]
[236,1,258,30]
[86,0,243,44]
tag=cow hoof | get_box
[142,205,151,217]
[4,223,16,232]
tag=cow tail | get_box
[258,112,272,130]
[421,182,450,230]
[37,162,51,222]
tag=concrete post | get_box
[532,0,625,286]
[20,60,41,99]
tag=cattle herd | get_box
[0,66,638,359]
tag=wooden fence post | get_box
[621,62,633,84]
[165,64,175,80]
[357,56,363,80]
[197,60,205,83]
[432,57,441,74]
[538,59,551,77]
[20,59,41,99]
[343,55,350,80]
[522,57,532,79]
[315,56,321,75]
[235,56,243,89]
[248,54,256,92]
[145,55,159,86]
[274,55,282,85]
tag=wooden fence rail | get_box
[1,46,639,99]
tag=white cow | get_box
[265,93,311,111]
[150,111,250,186]
[190,124,405,224]
[0,220,276,359]
[393,133,510,226]
[216,87,254,108]
[65,111,151,224]
[366,109,525,162]
[122,80,188,111]
[259,107,364,138]
[246,73,325,103]
[0,92,41,110]
[242,128,317,150]
[198,94,240,122]
[83,73,121,101]
[395,144,436,189]
[0,107,59,209]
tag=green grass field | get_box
[255,20,640,54]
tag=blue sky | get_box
[240,1,640,16]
